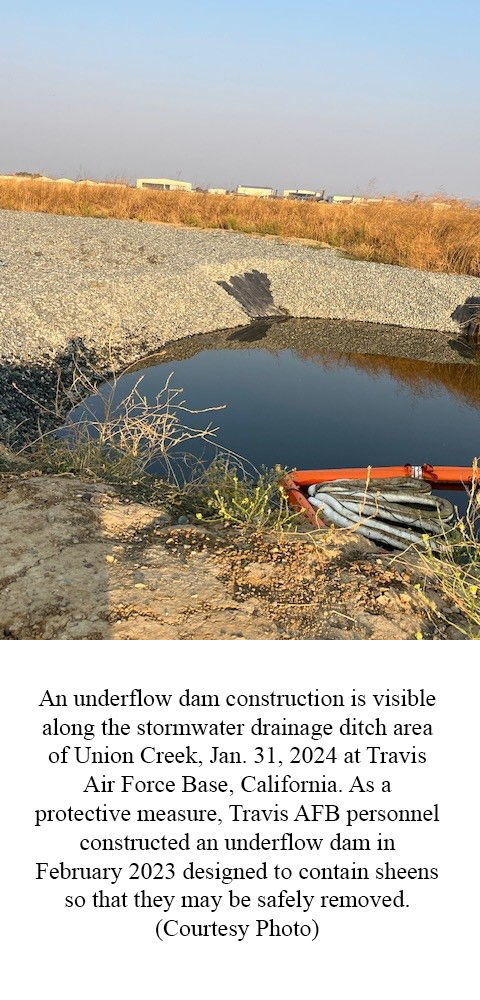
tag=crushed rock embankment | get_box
[1,209,479,443]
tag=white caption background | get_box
[3,641,477,1000]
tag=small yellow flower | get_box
[469,584,478,596]
[415,632,423,640]
[195,512,203,519]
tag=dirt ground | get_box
[0,470,465,640]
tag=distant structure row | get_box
[0,173,398,204]
[135,178,393,202]
[136,179,327,200]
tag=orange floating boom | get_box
[281,464,479,528]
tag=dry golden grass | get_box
[1,178,479,275]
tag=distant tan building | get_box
[236,184,274,198]
[136,178,192,192]
[283,189,324,201]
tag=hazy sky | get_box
[1,0,479,198]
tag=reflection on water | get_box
[72,332,480,514]
[315,350,480,408]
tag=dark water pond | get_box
[72,323,480,512]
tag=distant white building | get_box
[283,189,325,201]
[136,178,193,192]
[208,187,227,195]
[331,194,354,204]
[236,185,274,198]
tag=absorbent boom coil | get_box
[281,465,479,551]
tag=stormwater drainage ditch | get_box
[68,318,480,522]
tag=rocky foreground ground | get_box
[0,469,464,641]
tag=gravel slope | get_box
[1,209,480,367]
[1,209,479,444]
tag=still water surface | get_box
[74,335,480,510]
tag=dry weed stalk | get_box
[409,462,480,638]
[15,350,228,486]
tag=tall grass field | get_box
[0,178,479,276]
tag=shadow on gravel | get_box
[218,270,286,318]
[449,296,480,357]
[0,342,116,639]
[0,339,100,448]
[226,318,273,342]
